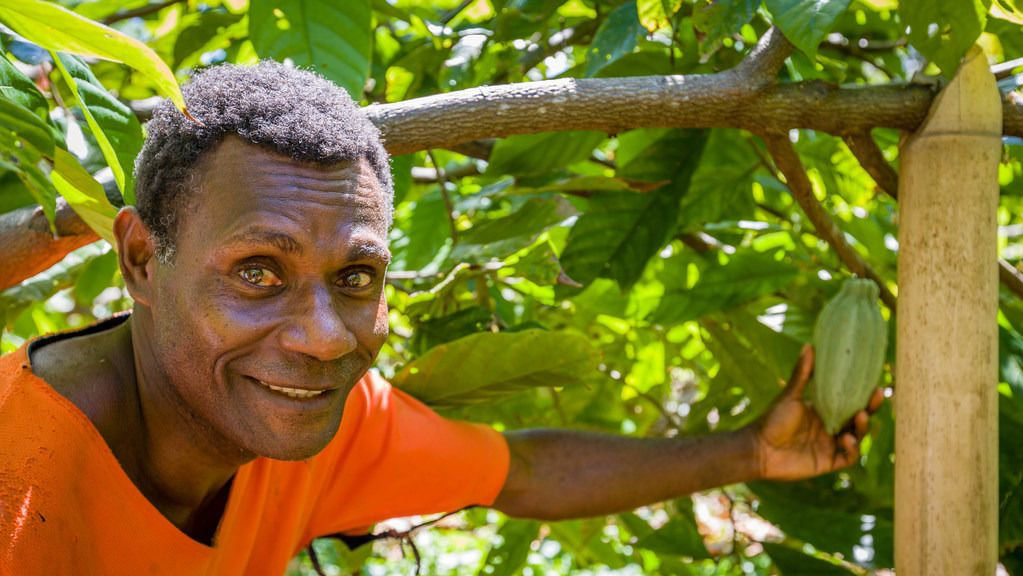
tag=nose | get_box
[278,283,357,361]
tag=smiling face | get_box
[137,137,391,461]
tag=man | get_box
[0,61,875,575]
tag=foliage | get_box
[2,0,1023,574]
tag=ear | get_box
[113,207,156,307]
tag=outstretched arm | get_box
[491,345,879,520]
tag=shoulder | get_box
[0,344,31,404]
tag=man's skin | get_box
[30,136,877,545]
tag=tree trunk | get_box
[895,46,1001,575]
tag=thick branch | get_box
[763,134,898,311]
[0,199,99,291]
[369,81,1023,156]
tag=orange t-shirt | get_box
[0,342,510,576]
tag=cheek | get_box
[364,294,390,347]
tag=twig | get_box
[1000,261,1023,299]
[517,20,601,74]
[439,0,474,25]
[844,132,899,199]
[427,150,459,245]
[625,383,683,430]
[411,163,480,183]
[763,134,898,312]
[993,57,1023,80]
[102,0,185,25]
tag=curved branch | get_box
[763,134,898,312]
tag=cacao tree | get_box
[1,0,1023,574]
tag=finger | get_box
[867,388,885,413]
[835,433,860,468]
[785,344,815,397]
[854,410,870,439]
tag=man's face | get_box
[144,137,391,461]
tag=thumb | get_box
[784,344,814,398]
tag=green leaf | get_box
[51,147,117,243]
[1000,324,1023,397]
[0,54,48,117]
[73,249,117,307]
[477,520,540,576]
[633,513,711,559]
[693,0,762,46]
[652,251,798,325]
[752,480,894,567]
[991,0,1023,24]
[0,0,184,111]
[0,92,55,156]
[1000,397,1023,550]
[250,0,372,98]
[902,0,987,77]
[637,0,682,33]
[52,53,144,204]
[679,129,760,227]
[389,189,451,272]
[0,95,56,222]
[764,0,852,58]
[561,130,706,289]
[451,196,576,262]
[486,131,606,177]
[390,153,414,206]
[761,542,857,575]
[410,306,494,356]
[392,329,599,407]
[172,10,245,68]
[584,1,641,77]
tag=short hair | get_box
[134,60,393,263]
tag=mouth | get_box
[250,377,327,399]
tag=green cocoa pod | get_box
[810,278,887,435]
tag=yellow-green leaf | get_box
[0,0,184,112]
[52,147,118,244]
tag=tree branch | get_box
[844,132,899,200]
[0,199,99,291]
[369,80,1023,156]
[102,0,185,25]
[516,20,600,75]
[763,134,898,312]
[844,131,1023,301]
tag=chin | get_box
[258,432,336,461]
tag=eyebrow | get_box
[224,228,391,263]
[348,243,391,265]
[224,229,303,255]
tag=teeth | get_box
[255,379,324,399]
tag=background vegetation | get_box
[1,0,1023,574]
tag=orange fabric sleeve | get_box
[304,372,510,537]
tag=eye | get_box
[239,266,283,287]
[339,269,374,289]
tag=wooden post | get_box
[895,46,1002,575]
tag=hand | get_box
[752,344,884,481]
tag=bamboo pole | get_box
[895,46,1002,575]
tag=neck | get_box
[125,310,254,541]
